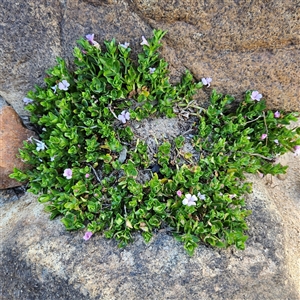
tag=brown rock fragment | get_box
[1,0,299,113]
[0,106,37,189]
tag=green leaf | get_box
[9,168,28,182]
[121,160,138,177]
[72,181,87,196]
[38,194,51,203]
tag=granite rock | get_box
[1,1,299,297]
[0,0,63,116]
[0,105,37,189]
[131,0,300,111]
[0,0,299,116]
[1,150,300,299]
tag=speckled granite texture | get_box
[1,145,300,299]
[0,2,299,296]
[0,0,299,115]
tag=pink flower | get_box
[197,192,206,200]
[26,136,33,143]
[251,91,262,101]
[85,173,90,178]
[86,33,100,49]
[141,36,149,46]
[119,42,130,49]
[86,34,95,44]
[58,80,70,91]
[258,171,264,178]
[63,168,72,179]
[201,77,212,87]
[176,190,182,197]
[23,97,34,105]
[182,194,197,206]
[149,67,156,74]
[260,134,267,140]
[118,110,130,124]
[35,140,46,151]
[274,111,280,118]
[294,145,300,156]
[83,231,93,241]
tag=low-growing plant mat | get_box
[10,29,300,255]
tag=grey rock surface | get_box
[0,96,8,110]
[0,0,63,115]
[0,0,299,115]
[0,1,299,298]
[1,151,300,299]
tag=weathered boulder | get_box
[1,148,299,299]
[0,1,299,297]
[131,0,300,112]
[0,103,37,189]
[0,0,62,116]
[0,0,299,116]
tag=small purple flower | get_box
[274,139,279,144]
[119,42,130,49]
[197,192,206,200]
[34,139,46,151]
[83,231,93,241]
[260,133,268,140]
[86,34,100,49]
[251,91,262,101]
[229,194,236,199]
[141,36,149,47]
[274,156,280,163]
[201,77,212,87]
[63,168,72,179]
[176,190,182,197]
[118,110,130,124]
[182,194,198,206]
[149,67,156,74]
[258,171,264,178]
[85,174,90,178]
[27,136,33,143]
[58,80,70,91]
[294,145,300,156]
[274,111,280,118]
[23,97,34,105]
[51,85,57,93]
[86,34,95,44]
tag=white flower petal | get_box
[182,199,188,205]
[118,114,126,123]
[191,195,197,202]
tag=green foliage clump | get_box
[10,29,300,255]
